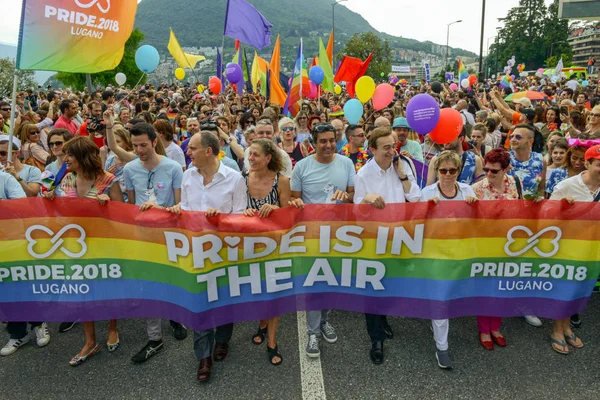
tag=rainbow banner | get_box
[458,58,468,83]
[17,0,138,72]
[0,198,599,330]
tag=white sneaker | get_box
[34,323,50,347]
[1,336,30,356]
[523,315,542,327]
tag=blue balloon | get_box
[309,66,325,85]
[582,80,589,87]
[343,99,363,125]
[135,45,160,73]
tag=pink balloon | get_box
[372,84,395,110]
[449,83,458,91]
[308,82,318,99]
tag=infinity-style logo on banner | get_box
[504,226,562,258]
[25,224,88,259]
[74,0,111,14]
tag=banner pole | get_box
[7,70,19,164]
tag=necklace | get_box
[438,182,458,199]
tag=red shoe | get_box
[479,334,494,351]
[491,333,506,347]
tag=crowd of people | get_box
[1,72,599,380]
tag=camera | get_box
[87,117,105,133]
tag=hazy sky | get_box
[0,0,554,54]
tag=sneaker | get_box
[320,322,338,343]
[34,323,50,347]
[523,315,542,327]
[306,334,320,358]
[170,322,188,341]
[570,314,582,328]
[58,322,77,333]
[131,340,163,364]
[1,336,30,356]
[436,350,452,369]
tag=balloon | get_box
[510,75,515,80]
[115,73,126,86]
[343,99,363,125]
[468,75,477,85]
[372,84,395,110]
[535,71,543,78]
[197,84,205,92]
[380,72,385,77]
[309,66,325,85]
[491,75,496,79]
[429,108,463,145]
[582,80,589,87]
[569,69,574,75]
[135,45,160,73]
[449,83,458,91]
[461,78,470,89]
[431,81,443,94]
[334,84,342,95]
[405,93,440,134]
[208,76,222,94]
[355,76,376,103]
[308,82,318,99]
[175,68,185,80]
[226,64,242,83]
[288,78,293,88]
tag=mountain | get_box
[0,42,56,87]
[135,0,476,63]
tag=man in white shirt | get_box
[354,127,422,366]
[168,131,246,383]
[243,119,292,178]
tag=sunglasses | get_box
[483,167,501,174]
[49,141,64,148]
[509,134,524,141]
[298,117,307,120]
[147,170,155,190]
[314,123,334,133]
[281,126,295,132]
[438,168,458,175]
[0,108,10,112]
[0,151,9,156]
[590,113,600,117]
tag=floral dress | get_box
[59,171,116,199]
[472,175,520,200]
[545,167,568,195]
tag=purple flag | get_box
[224,0,272,50]
[216,47,224,94]
[411,158,429,189]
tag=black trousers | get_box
[365,314,387,342]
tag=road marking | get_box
[297,311,327,400]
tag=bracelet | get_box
[105,124,114,130]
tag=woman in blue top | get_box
[545,145,586,197]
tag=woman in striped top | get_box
[243,139,291,365]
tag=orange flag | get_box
[270,35,281,78]
[326,29,334,64]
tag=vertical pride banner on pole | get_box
[0,198,599,331]
[17,0,138,72]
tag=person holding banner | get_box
[426,128,483,186]
[289,123,356,359]
[353,127,421,366]
[421,150,478,368]
[167,131,246,382]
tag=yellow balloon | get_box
[175,68,185,80]
[355,76,376,103]
[197,84,205,92]
[334,85,342,95]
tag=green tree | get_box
[339,32,392,79]
[0,58,37,99]
[55,29,146,89]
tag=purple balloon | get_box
[405,93,441,134]
[226,64,242,83]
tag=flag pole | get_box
[6,70,19,163]
[299,38,303,108]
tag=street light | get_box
[485,35,496,78]
[332,0,348,64]
[445,20,462,71]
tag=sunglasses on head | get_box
[201,123,218,131]
[483,167,501,174]
[438,168,458,175]
[314,123,334,133]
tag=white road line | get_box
[297,311,327,400]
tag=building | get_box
[568,27,600,66]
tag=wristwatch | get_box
[225,138,232,144]
[399,175,409,182]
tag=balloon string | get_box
[114,72,147,110]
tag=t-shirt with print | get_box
[124,156,183,207]
[507,151,544,197]
[291,154,356,204]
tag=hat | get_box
[513,97,532,107]
[392,117,410,129]
[330,105,344,117]
[0,134,21,150]
[584,144,600,161]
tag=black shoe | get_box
[382,318,394,339]
[131,340,163,364]
[370,341,384,365]
[570,314,581,328]
[170,322,188,340]
[59,322,77,333]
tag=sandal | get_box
[69,344,100,366]
[565,332,584,349]
[267,345,282,366]
[252,325,268,345]
[550,336,570,355]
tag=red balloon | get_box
[429,108,464,145]
[468,75,477,85]
[372,83,395,110]
[208,76,222,94]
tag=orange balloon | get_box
[468,75,477,85]
[208,76,222,94]
[429,108,464,145]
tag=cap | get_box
[584,144,600,161]
[513,97,532,107]
[330,105,344,117]
[392,117,410,129]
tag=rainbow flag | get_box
[284,39,310,117]
[0,198,598,328]
[457,58,468,83]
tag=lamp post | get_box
[478,0,486,81]
[445,20,462,71]
[332,0,348,64]
[485,35,496,78]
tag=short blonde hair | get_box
[278,117,295,130]
[433,150,462,171]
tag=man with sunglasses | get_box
[339,125,368,171]
[0,140,42,197]
[0,101,16,134]
[289,122,356,359]
[123,122,187,364]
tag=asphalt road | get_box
[1,295,600,400]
